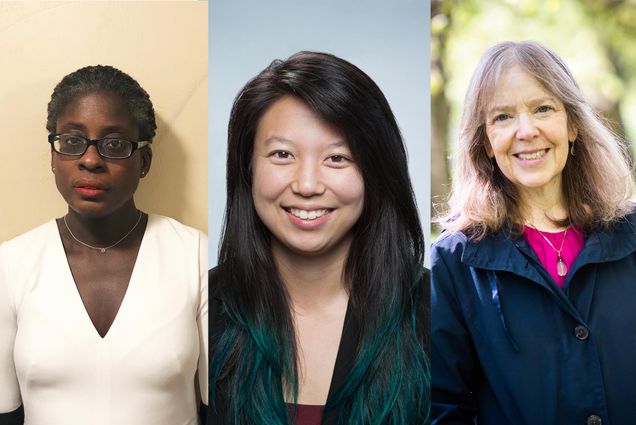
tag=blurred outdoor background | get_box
[431,0,636,237]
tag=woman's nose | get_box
[290,160,325,196]
[516,113,539,140]
[78,145,106,171]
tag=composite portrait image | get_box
[1,1,636,425]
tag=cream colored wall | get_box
[0,1,208,242]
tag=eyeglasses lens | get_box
[54,135,133,158]
[55,135,86,155]
[99,139,133,158]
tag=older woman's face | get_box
[251,96,364,258]
[52,91,151,218]
[485,66,576,202]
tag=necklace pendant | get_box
[100,248,107,253]
[557,258,568,277]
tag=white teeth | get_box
[289,208,329,220]
[517,149,547,160]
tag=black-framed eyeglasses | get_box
[48,134,150,159]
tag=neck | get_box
[518,185,567,231]
[64,200,141,245]
[272,237,351,314]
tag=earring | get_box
[52,167,56,173]
[141,171,146,176]
[569,141,576,156]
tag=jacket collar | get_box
[579,212,636,263]
[462,212,636,268]
[462,211,636,274]
[458,212,636,321]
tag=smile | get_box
[514,149,548,160]
[287,208,331,220]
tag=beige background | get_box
[0,1,208,242]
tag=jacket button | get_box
[574,325,589,340]
[586,414,602,425]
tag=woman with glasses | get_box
[209,52,429,425]
[432,41,636,424]
[0,66,207,425]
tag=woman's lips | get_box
[73,181,108,198]
[284,207,334,228]
[513,148,549,161]
[74,187,107,197]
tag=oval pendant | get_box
[557,259,568,277]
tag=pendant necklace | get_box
[64,210,143,253]
[530,224,569,277]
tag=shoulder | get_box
[1,220,58,307]
[583,209,636,261]
[431,230,472,261]
[1,220,57,253]
[432,228,516,267]
[617,208,636,230]
[140,215,207,297]
[1,220,58,269]
[145,215,208,262]
[147,214,207,242]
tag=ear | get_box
[140,147,152,178]
[50,148,56,173]
[568,125,578,142]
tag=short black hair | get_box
[46,65,156,141]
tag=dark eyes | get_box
[63,136,84,146]
[268,151,352,165]
[271,150,292,159]
[104,139,124,149]
[328,155,347,163]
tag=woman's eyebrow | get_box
[525,96,558,106]
[56,123,130,135]
[262,135,294,146]
[57,121,87,131]
[99,125,130,135]
[488,96,558,115]
[328,140,347,148]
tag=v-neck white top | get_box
[0,215,208,425]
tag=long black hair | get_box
[211,51,429,424]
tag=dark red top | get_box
[287,404,325,425]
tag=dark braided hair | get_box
[47,65,157,141]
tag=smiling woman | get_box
[484,66,576,206]
[432,41,636,424]
[210,52,429,425]
[0,66,207,425]
[252,96,365,258]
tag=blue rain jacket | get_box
[431,212,636,425]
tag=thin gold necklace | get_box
[63,210,143,253]
[529,224,569,277]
